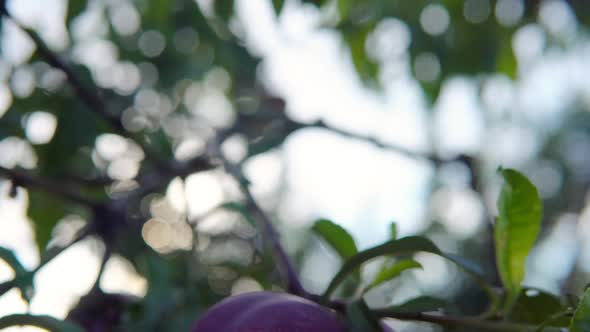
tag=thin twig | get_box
[236,109,442,164]
[0,225,92,298]
[209,138,307,296]
[58,174,114,188]
[0,166,99,207]
[372,309,564,332]
[300,119,441,164]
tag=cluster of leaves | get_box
[4,163,584,332]
[310,168,590,331]
[0,0,589,331]
[271,0,529,99]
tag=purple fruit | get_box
[192,291,394,332]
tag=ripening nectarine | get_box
[191,291,394,332]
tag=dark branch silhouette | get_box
[210,136,307,296]
[0,165,99,207]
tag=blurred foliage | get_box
[0,0,590,331]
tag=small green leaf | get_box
[301,0,330,7]
[497,37,518,79]
[567,293,581,308]
[535,310,574,332]
[389,296,450,313]
[323,236,434,298]
[570,288,590,332]
[389,222,397,240]
[312,219,358,260]
[66,0,87,28]
[495,168,543,311]
[338,0,354,20]
[0,314,85,332]
[365,259,422,293]
[219,201,265,254]
[323,236,493,299]
[271,0,285,15]
[219,202,257,227]
[214,0,234,21]
[342,23,379,85]
[146,129,174,160]
[27,191,68,254]
[345,299,384,332]
[509,288,569,326]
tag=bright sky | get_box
[1,0,590,331]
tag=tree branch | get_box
[55,174,115,188]
[289,119,441,164]
[372,309,564,332]
[234,107,442,164]
[90,246,111,292]
[0,225,91,298]
[209,137,307,296]
[0,166,99,207]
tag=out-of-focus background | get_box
[0,0,589,331]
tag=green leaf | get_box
[142,0,172,28]
[345,299,384,332]
[342,23,379,85]
[388,296,451,313]
[497,38,518,79]
[301,0,330,7]
[364,259,422,293]
[0,314,85,332]
[509,288,569,326]
[323,236,493,299]
[389,222,397,239]
[495,168,543,311]
[28,91,107,178]
[570,288,590,332]
[312,219,358,260]
[146,129,174,160]
[134,253,177,328]
[312,219,361,296]
[271,0,286,15]
[66,0,87,28]
[495,26,519,80]
[338,0,354,20]
[214,0,234,21]
[219,202,258,228]
[27,191,68,254]
[535,311,574,332]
